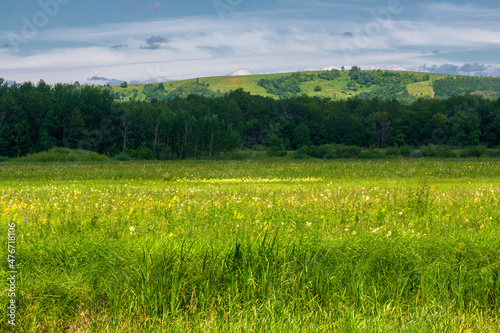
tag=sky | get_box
[1,0,500,84]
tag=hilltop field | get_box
[110,69,500,103]
[111,69,442,102]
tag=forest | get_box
[433,76,500,98]
[0,78,499,159]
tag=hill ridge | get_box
[110,69,500,102]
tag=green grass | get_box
[1,159,500,332]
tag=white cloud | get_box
[2,7,500,84]
[228,69,252,76]
[388,21,500,47]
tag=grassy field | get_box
[1,159,500,332]
[112,71,448,101]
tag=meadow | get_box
[1,158,500,332]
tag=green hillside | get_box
[109,69,453,102]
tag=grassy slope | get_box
[112,71,452,101]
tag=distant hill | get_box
[109,69,500,102]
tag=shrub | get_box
[214,152,226,160]
[336,145,362,158]
[16,148,108,162]
[266,146,287,157]
[385,146,401,157]
[310,144,336,159]
[0,156,10,162]
[487,148,500,157]
[359,149,385,159]
[323,149,337,159]
[291,146,312,159]
[400,145,413,157]
[410,150,423,158]
[420,145,457,158]
[253,145,266,152]
[459,146,488,158]
[136,146,155,160]
[158,147,178,161]
[226,150,251,160]
[114,153,132,161]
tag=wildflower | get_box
[169,232,173,237]
[306,222,312,227]
[188,229,193,235]
[129,226,135,234]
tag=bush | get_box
[114,153,132,161]
[226,150,251,160]
[266,146,288,157]
[324,149,337,159]
[459,146,488,158]
[253,145,266,152]
[385,146,401,157]
[359,149,385,159]
[410,150,423,158]
[214,152,226,160]
[336,146,362,158]
[16,148,108,162]
[136,146,155,160]
[310,144,336,159]
[400,145,413,157]
[0,156,10,162]
[487,148,500,157]
[291,146,312,159]
[157,146,178,160]
[420,145,457,158]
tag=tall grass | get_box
[1,159,499,331]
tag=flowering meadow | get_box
[1,159,500,332]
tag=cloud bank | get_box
[1,1,500,84]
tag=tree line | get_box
[0,78,499,159]
[434,76,500,98]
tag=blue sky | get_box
[1,0,500,84]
